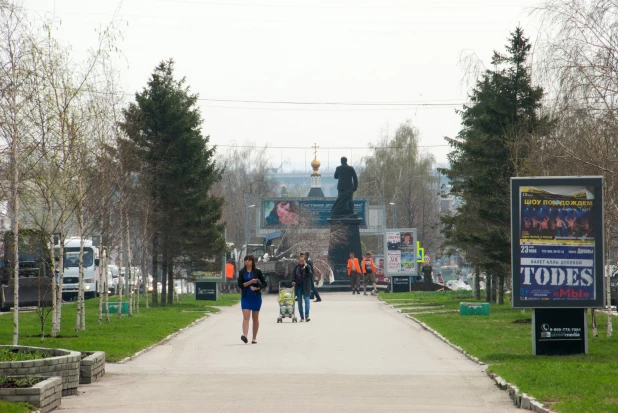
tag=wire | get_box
[208,144,450,149]
[198,98,464,106]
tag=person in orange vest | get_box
[347,252,361,295]
[361,252,377,296]
[225,260,236,293]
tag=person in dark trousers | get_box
[347,252,361,294]
[292,255,313,322]
[304,252,321,302]
[421,263,433,283]
[238,255,267,344]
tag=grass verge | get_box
[380,290,618,413]
[0,294,239,363]
[0,400,35,413]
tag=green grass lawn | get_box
[0,293,239,362]
[0,400,35,413]
[380,291,618,413]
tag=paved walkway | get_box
[58,293,517,413]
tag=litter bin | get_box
[102,301,129,314]
[459,302,490,316]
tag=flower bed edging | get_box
[80,351,105,384]
[0,345,80,397]
[0,376,62,413]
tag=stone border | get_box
[80,351,105,384]
[404,314,557,413]
[0,346,80,397]
[0,376,62,413]
[117,314,210,364]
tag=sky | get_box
[25,0,543,173]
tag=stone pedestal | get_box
[327,216,363,283]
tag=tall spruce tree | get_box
[441,28,552,304]
[122,59,225,306]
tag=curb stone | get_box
[117,314,211,364]
[405,313,557,413]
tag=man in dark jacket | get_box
[331,157,358,217]
[292,255,313,322]
[304,252,321,302]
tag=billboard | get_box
[261,199,366,228]
[511,177,604,308]
[384,228,417,276]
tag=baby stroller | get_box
[277,284,297,323]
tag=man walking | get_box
[304,252,321,302]
[347,252,361,295]
[361,252,378,296]
[292,255,313,322]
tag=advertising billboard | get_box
[511,177,604,308]
[261,199,366,228]
[384,228,417,276]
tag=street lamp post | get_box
[245,204,255,247]
[389,202,397,228]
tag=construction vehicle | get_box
[227,240,298,294]
[0,229,53,310]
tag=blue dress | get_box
[241,271,262,311]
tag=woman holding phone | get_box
[238,254,267,344]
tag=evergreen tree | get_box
[441,27,552,304]
[122,59,225,306]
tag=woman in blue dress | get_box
[237,254,267,344]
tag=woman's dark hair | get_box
[243,254,256,271]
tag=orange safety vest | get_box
[225,263,234,279]
[347,258,361,275]
[361,258,376,274]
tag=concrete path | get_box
[58,293,517,413]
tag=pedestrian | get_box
[225,260,236,293]
[421,263,433,284]
[347,252,361,295]
[304,252,322,302]
[238,255,267,344]
[437,273,444,284]
[361,252,377,296]
[292,254,313,322]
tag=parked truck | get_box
[61,238,100,300]
[0,229,53,310]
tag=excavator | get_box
[0,229,53,310]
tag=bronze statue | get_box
[331,157,358,217]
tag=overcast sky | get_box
[25,0,542,173]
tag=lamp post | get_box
[389,202,397,228]
[245,204,256,247]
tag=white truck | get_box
[61,238,100,300]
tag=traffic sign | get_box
[417,247,424,263]
[424,254,431,264]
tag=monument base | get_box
[327,217,363,283]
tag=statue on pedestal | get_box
[331,157,358,218]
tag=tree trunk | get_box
[485,273,492,303]
[98,245,105,325]
[104,246,110,323]
[161,243,167,307]
[75,199,85,331]
[151,228,158,307]
[125,208,133,317]
[46,188,59,337]
[56,229,65,332]
[474,266,481,300]
[497,275,504,305]
[167,258,174,305]
[591,309,598,337]
[11,149,19,345]
[117,211,124,319]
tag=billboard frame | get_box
[511,176,605,309]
